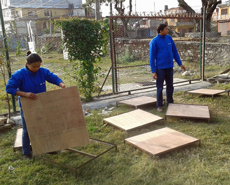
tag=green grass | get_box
[2,84,230,184]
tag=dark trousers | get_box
[156,68,174,108]
[20,109,31,155]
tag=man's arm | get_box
[149,41,157,79]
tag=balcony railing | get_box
[173,22,195,26]
[213,14,230,20]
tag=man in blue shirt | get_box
[149,24,185,112]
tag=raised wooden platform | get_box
[103,109,163,132]
[186,89,227,100]
[125,127,200,156]
[165,103,210,122]
[116,96,157,108]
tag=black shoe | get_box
[23,154,32,160]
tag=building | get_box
[0,0,97,49]
[217,1,230,35]
[165,7,196,36]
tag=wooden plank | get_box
[117,96,157,108]
[165,103,210,120]
[21,86,90,156]
[187,89,225,95]
[103,109,163,131]
[125,127,200,156]
[13,128,23,151]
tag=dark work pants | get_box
[156,68,174,108]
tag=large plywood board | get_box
[21,86,90,156]
[125,127,200,156]
[13,128,23,151]
[166,103,210,121]
[187,89,225,95]
[117,96,157,108]
[103,109,163,131]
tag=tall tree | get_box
[177,0,222,31]
[83,0,132,36]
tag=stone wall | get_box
[113,39,230,66]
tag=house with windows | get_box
[216,1,230,35]
[165,7,196,36]
[0,0,97,49]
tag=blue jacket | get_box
[6,66,63,106]
[149,34,182,73]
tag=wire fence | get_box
[110,14,203,94]
[1,10,230,114]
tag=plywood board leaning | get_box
[103,109,163,131]
[21,86,90,156]
[165,103,210,122]
[125,127,200,156]
[117,96,157,108]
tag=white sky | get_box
[99,0,203,17]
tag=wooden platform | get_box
[186,89,227,100]
[125,127,200,156]
[117,96,157,108]
[165,103,210,122]
[103,109,163,132]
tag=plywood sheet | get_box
[166,103,210,120]
[21,86,90,156]
[187,89,225,95]
[103,109,163,131]
[117,96,157,108]
[13,128,23,151]
[125,127,200,156]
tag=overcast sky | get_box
[98,0,204,17]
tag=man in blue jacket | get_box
[149,24,185,112]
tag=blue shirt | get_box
[6,66,63,106]
[149,34,182,73]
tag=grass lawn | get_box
[1,83,230,184]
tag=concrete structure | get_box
[217,1,230,35]
[165,7,196,36]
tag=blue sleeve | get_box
[43,68,63,86]
[149,40,157,73]
[6,72,22,95]
[171,37,182,66]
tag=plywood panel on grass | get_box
[117,96,157,108]
[103,109,163,131]
[165,103,210,121]
[21,86,90,156]
[125,127,200,156]
[187,89,225,95]
[13,128,23,151]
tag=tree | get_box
[177,0,222,31]
[83,0,133,36]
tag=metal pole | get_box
[0,1,16,112]
[202,6,206,81]
[200,19,202,79]
[95,0,100,20]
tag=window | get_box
[44,10,52,16]
[28,10,36,16]
[15,11,19,17]
[221,9,228,15]
[43,22,47,29]
[170,19,175,22]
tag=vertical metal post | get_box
[200,19,202,79]
[202,6,206,81]
[0,1,16,112]
[109,17,115,94]
[95,0,100,20]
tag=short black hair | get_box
[157,24,167,34]
[27,53,42,64]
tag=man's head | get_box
[157,24,168,36]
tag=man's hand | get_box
[25,92,38,100]
[59,82,66,88]
[152,72,157,80]
[180,65,186,71]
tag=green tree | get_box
[56,18,109,101]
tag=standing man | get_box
[149,24,185,112]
